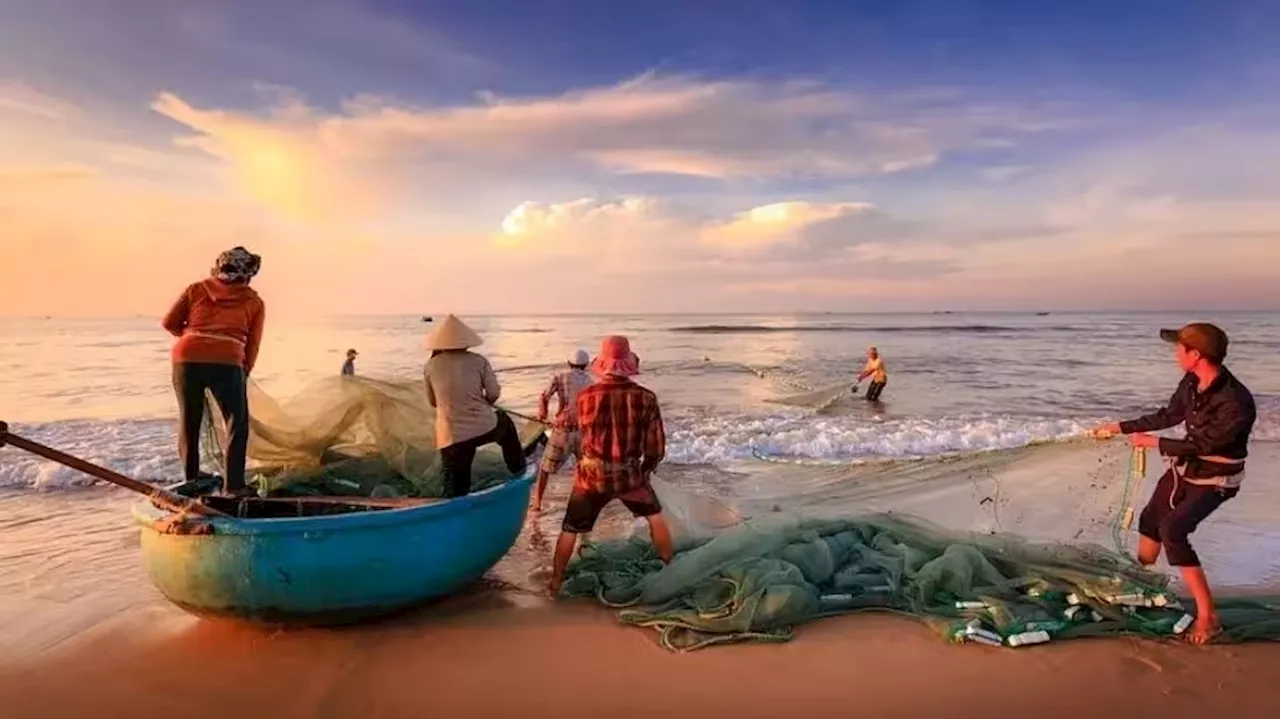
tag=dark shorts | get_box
[1138,468,1238,567]
[562,483,662,534]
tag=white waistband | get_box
[184,331,245,346]
[1174,457,1246,489]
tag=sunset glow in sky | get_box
[2,0,1279,316]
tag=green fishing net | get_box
[202,375,542,498]
[561,470,1280,652]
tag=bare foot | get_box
[548,578,563,598]
[1185,616,1223,645]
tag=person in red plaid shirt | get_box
[549,335,674,595]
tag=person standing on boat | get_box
[854,346,888,401]
[341,348,358,376]
[532,348,593,511]
[1092,322,1255,645]
[161,246,264,497]
[423,315,526,498]
[549,335,674,595]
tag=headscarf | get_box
[212,246,262,284]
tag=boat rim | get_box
[132,470,534,536]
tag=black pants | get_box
[865,380,886,401]
[173,362,249,493]
[439,412,526,498]
[1138,468,1238,567]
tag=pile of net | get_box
[561,488,1280,651]
[203,376,544,499]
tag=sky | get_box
[1,0,1279,316]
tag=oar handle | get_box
[0,421,228,517]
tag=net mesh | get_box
[563,449,1280,651]
[201,376,543,498]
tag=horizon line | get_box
[4,308,1279,321]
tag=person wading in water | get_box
[854,346,888,401]
[1093,322,1255,645]
[162,246,264,497]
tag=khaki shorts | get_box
[539,427,580,475]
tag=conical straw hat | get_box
[423,314,483,351]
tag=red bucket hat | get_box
[591,335,640,377]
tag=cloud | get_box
[2,73,1278,316]
[981,165,1031,183]
[0,80,77,120]
[488,196,966,309]
[149,74,1070,222]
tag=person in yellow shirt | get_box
[855,346,888,401]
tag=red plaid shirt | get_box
[574,377,665,493]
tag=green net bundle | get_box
[202,375,543,498]
[561,480,1280,652]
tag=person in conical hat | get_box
[531,348,593,511]
[423,314,526,497]
[549,335,674,595]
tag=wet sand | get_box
[2,592,1279,719]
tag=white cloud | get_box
[3,76,1279,315]
[149,75,1070,223]
[0,80,77,120]
[981,165,1031,183]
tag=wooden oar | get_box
[0,420,229,517]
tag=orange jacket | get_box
[162,278,265,373]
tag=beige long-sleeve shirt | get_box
[424,350,501,448]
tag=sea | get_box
[2,312,1279,655]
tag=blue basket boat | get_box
[131,471,534,625]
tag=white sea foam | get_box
[4,407,1276,491]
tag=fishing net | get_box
[201,375,544,498]
[562,447,1280,651]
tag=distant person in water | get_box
[532,348,593,511]
[855,346,888,401]
[161,246,264,497]
[1092,322,1255,645]
[549,335,674,596]
[423,315,526,498]
[341,349,358,376]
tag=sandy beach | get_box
[3,591,1280,719]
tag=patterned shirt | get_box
[574,377,666,493]
[538,368,593,427]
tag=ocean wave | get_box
[664,411,1100,464]
[4,405,1277,491]
[669,324,1076,335]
